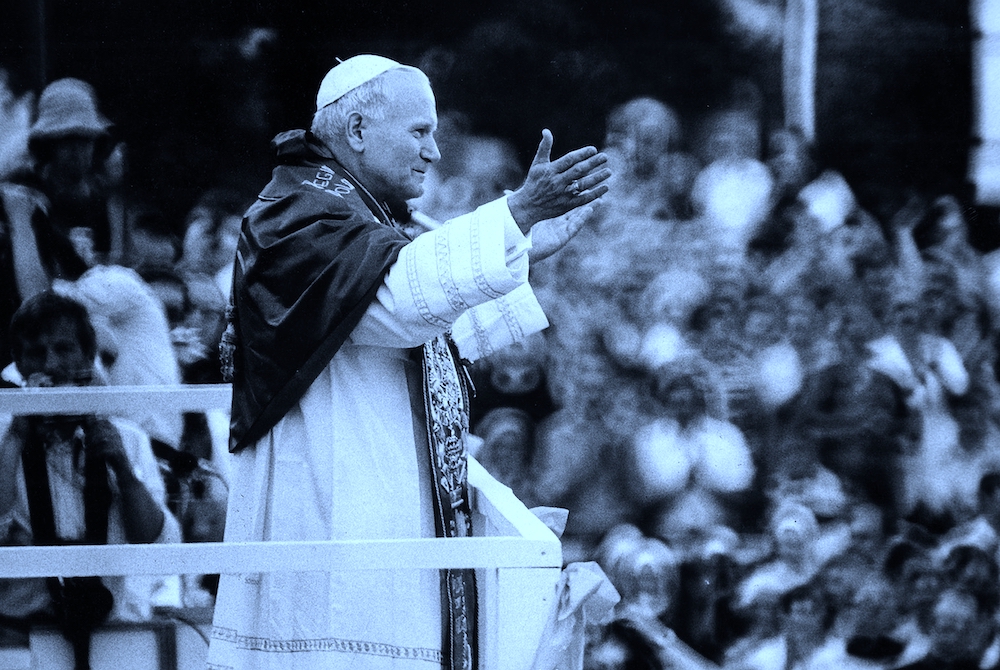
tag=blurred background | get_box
[0,0,986,244]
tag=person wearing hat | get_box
[208,55,610,670]
[0,78,124,371]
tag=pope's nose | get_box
[422,137,441,163]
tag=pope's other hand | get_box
[528,202,603,263]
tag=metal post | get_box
[23,0,48,91]
[782,0,818,140]
[971,0,1000,204]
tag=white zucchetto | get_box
[315,55,421,111]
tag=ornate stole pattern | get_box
[421,334,477,670]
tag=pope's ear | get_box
[346,112,366,152]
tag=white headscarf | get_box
[56,265,183,447]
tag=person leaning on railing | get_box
[0,290,181,669]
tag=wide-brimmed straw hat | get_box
[29,78,112,143]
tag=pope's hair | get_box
[311,68,427,148]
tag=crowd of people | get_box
[456,95,1000,669]
[2,63,1000,670]
[0,74,234,657]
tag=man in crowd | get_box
[209,54,610,670]
[896,587,999,670]
[0,290,180,669]
[0,78,125,370]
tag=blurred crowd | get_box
[455,97,1000,669]
[1,58,1000,669]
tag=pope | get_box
[207,54,611,670]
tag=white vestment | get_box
[207,198,548,669]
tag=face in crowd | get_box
[16,315,95,388]
[10,292,98,392]
[36,136,107,206]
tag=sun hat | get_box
[29,78,112,142]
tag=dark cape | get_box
[227,130,409,452]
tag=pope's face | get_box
[358,70,441,203]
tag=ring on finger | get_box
[568,179,582,196]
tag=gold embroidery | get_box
[422,335,477,670]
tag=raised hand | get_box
[82,416,168,543]
[83,417,130,474]
[506,129,611,233]
[528,201,603,263]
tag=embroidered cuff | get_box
[351,197,540,347]
[401,198,531,328]
[451,283,549,362]
[497,196,532,259]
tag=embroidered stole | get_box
[422,335,478,670]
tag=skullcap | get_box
[315,55,421,111]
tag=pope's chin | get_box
[405,174,426,198]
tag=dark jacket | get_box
[227,130,408,452]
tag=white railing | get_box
[0,384,562,670]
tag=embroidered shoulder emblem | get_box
[301,165,356,199]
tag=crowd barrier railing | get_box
[0,384,562,670]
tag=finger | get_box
[575,167,613,191]
[561,152,609,180]
[574,184,610,206]
[550,146,601,174]
[531,129,554,167]
[564,205,592,237]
